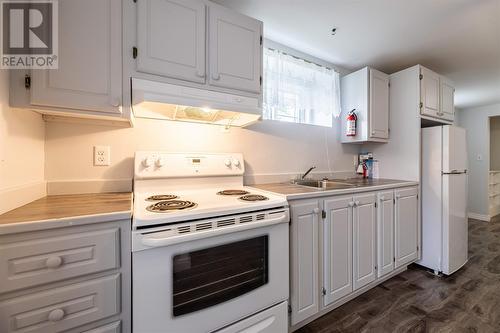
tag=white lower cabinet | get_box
[352,193,377,291]
[395,187,420,268]
[290,200,320,325]
[377,191,395,277]
[290,186,419,328]
[323,196,353,306]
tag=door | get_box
[136,0,206,83]
[442,174,468,274]
[290,201,320,325]
[443,125,467,173]
[369,68,390,139]
[209,4,262,93]
[323,196,353,306]
[440,77,455,122]
[395,187,419,268]
[353,193,377,290]
[377,191,394,277]
[420,67,440,118]
[31,0,122,114]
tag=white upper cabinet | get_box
[419,65,454,123]
[290,200,320,326]
[341,67,390,144]
[440,77,455,122]
[420,66,440,119]
[395,187,419,268]
[30,0,122,115]
[136,0,206,83]
[352,193,377,291]
[323,196,353,306]
[208,4,262,93]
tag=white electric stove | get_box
[132,151,289,333]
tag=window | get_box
[263,48,341,127]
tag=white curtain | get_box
[263,48,341,127]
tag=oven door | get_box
[132,221,289,333]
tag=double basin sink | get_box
[292,179,360,190]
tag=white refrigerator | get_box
[419,125,468,275]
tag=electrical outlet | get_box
[94,146,110,166]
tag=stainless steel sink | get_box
[292,179,357,189]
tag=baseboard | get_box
[47,179,132,195]
[0,181,47,214]
[468,212,491,222]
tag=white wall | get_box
[457,103,500,219]
[0,70,46,214]
[45,116,359,193]
[490,116,500,171]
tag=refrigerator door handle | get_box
[442,169,467,175]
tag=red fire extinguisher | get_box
[346,109,357,136]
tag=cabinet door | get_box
[369,69,390,139]
[209,4,262,93]
[395,187,419,268]
[136,0,206,83]
[31,0,122,114]
[420,67,440,118]
[440,77,455,122]
[353,193,377,290]
[323,196,353,306]
[290,200,320,325]
[377,191,394,277]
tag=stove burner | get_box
[239,194,269,202]
[146,194,179,201]
[146,200,197,212]
[217,190,250,196]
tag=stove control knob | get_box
[142,157,154,168]
[224,159,232,167]
[155,157,165,168]
[232,159,241,167]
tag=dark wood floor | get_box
[297,215,500,333]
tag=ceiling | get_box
[213,0,500,109]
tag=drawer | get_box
[0,228,120,293]
[0,274,120,333]
[83,321,121,333]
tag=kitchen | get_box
[0,0,499,332]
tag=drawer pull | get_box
[46,256,63,269]
[48,308,65,322]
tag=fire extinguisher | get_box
[346,109,357,137]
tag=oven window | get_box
[172,236,269,317]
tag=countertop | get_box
[251,178,419,200]
[0,192,133,234]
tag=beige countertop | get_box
[251,178,419,200]
[0,192,133,234]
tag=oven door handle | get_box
[140,212,289,248]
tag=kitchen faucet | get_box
[301,166,316,180]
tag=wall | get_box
[0,70,46,214]
[490,117,500,171]
[45,117,359,194]
[457,103,500,220]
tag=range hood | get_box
[132,78,261,127]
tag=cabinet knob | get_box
[348,202,355,207]
[48,308,65,322]
[395,194,401,199]
[196,70,205,78]
[371,131,376,135]
[212,73,221,80]
[46,256,63,269]
[313,208,320,214]
[380,196,385,201]
[354,201,360,206]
